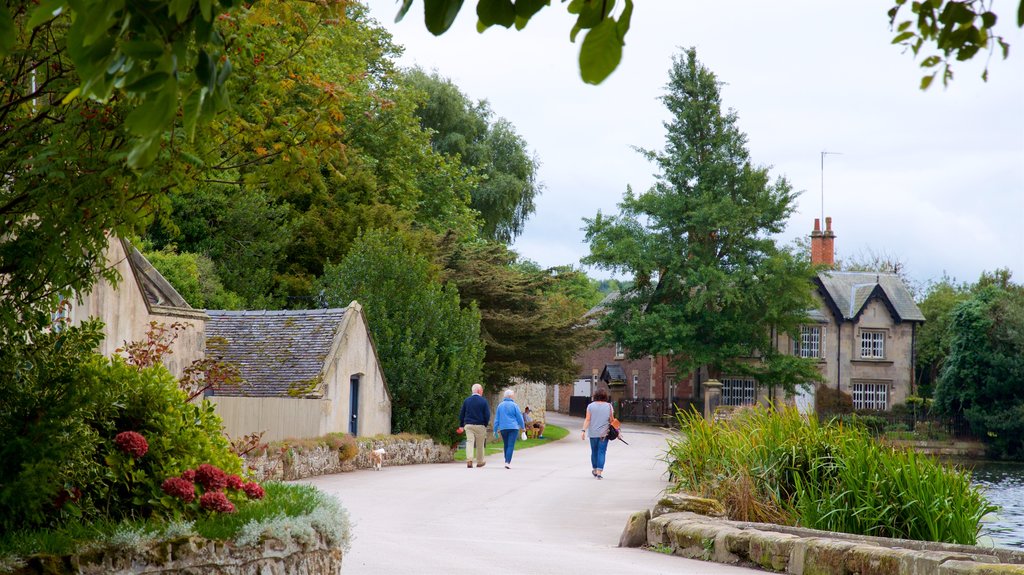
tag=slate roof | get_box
[601,363,627,383]
[205,308,347,397]
[120,239,202,316]
[816,271,925,323]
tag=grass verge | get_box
[453,425,569,461]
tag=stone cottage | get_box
[205,303,392,441]
[66,236,207,378]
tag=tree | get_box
[914,275,970,396]
[435,234,594,386]
[933,281,1024,459]
[316,230,485,444]
[405,69,540,243]
[391,0,1020,87]
[582,48,821,395]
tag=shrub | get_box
[667,406,996,544]
[0,321,245,532]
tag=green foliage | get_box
[933,280,1024,459]
[436,235,594,385]
[396,0,633,84]
[668,407,996,544]
[144,248,245,310]
[405,68,540,243]
[582,48,820,394]
[0,321,242,532]
[888,0,1021,87]
[316,229,485,444]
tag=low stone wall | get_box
[14,532,341,575]
[620,495,1024,574]
[885,439,988,459]
[243,437,455,482]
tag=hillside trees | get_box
[435,234,594,386]
[583,48,821,395]
[316,230,484,443]
[933,275,1024,459]
[405,68,540,243]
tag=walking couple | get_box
[457,385,525,470]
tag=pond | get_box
[969,461,1024,549]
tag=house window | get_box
[614,341,625,359]
[795,325,825,358]
[721,377,757,406]
[853,382,889,411]
[860,330,886,359]
[632,372,639,399]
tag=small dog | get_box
[370,448,386,471]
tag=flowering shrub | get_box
[199,491,236,513]
[243,482,266,500]
[195,464,229,491]
[114,431,149,458]
[226,474,244,491]
[161,477,196,503]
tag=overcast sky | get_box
[366,1,1023,290]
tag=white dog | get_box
[371,448,386,471]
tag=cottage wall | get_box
[322,308,392,437]
[68,238,206,379]
[208,396,329,442]
[839,298,915,407]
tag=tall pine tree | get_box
[583,48,819,395]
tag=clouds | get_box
[368,0,1023,287]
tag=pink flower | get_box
[161,477,196,503]
[181,469,196,482]
[194,463,228,491]
[242,481,265,500]
[226,474,244,490]
[114,431,148,458]
[199,491,236,513]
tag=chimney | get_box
[811,217,836,267]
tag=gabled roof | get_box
[816,271,925,323]
[205,308,347,397]
[120,238,206,320]
[601,363,627,383]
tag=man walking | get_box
[458,384,490,468]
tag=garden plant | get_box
[666,406,997,545]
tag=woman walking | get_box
[581,388,613,479]
[493,389,526,469]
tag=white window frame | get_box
[632,373,639,399]
[614,341,625,359]
[853,382,889,411]
[795,325,825,359]
[721,377,757,406]
[860,330,886,359]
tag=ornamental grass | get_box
[666,406,997,545]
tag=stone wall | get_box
[620,494,1024,575]
[15,532,341,575]
[486,381,547,422]
[243,437,455,482]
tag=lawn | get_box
[453,425,569,461]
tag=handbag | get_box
[605,409,621,441]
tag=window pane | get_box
[721,377,756,406]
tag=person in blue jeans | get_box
[581,388,613,479]
[493,389,525,469]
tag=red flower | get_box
[161,477,196,503]
[114,431,148,458]
[194,463,228,491]
[242,481,265,500]
[181,469,196,482]
[199,491,236,513]
[226,474,244,490]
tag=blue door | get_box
[349,376,360,435]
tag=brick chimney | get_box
[810,217,836,266]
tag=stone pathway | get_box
[304,412,765,574]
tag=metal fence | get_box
[818,409,975,440]
[618,397,700,425]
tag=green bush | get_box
[667,406,996,544]
[0,321,242,532]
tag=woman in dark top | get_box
[581,388,613,479]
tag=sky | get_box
[365,0,1024,291]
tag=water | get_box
[969,461,1024,549]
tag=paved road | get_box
[304,412,765,574]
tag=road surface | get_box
[304,412,766,574]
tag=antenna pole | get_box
[820,151,843,223]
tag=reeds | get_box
[666,406,996,545]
